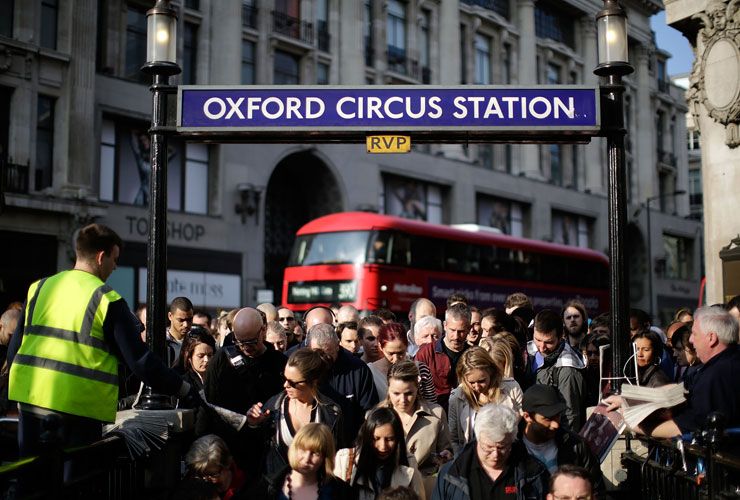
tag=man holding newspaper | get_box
[605,306,740,438]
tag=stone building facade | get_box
[0,0,701,325]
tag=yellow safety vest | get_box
[9,270,121,422]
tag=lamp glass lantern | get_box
[142,0,180,75]
[594,0,633,76]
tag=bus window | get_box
[390,232,411,266]
[410,234,443,271]
[368,231,391,264]
[288,231,371,266]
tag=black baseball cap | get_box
[522,384,566,418]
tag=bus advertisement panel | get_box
[282,212,609,315]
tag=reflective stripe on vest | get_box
[9,270,121,422]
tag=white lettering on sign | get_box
[453,96,574,120]
[393,283,423,295]
[138,269,241,309]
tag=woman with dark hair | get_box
[334,407,424,499]
[580,334,611,406]
[377,361,452,498]
[247,349,343,478]
[180,327,216,394]
[255,423,350,499]
[368,322,436,403]
[672,324,702,390]
[632,330,671,387]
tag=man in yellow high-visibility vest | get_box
[7,223,197,457]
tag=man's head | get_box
[446,293,468,308]
[336,305,360,325]
[358,315,383,362]
[168,297,194,341]
[474,404,519,471]
[589,313,610,338]
[562,300,588,339]
[468,306,482,346]
[303,306,335,333]
[0,308,21,346]
[504,292,532,315]
[337,321,360,354]
[265,321,288,352]
[410,298,436,326]
[256,303,278,322]
[414,315,442,346]
[522,385,566,443]
[533,309,563,356]
[193,311,212,334]
[480,309,514,338]
[75,223,123,282]
[629,308,651,339]
[690,306,738,363]
[546,465,594,500]
[232,307,266,358]
[726,295,740,322]
[276,306,296,342]
[444,303,471,353]
[308,322,340,361]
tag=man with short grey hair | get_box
[265,321,288,353]
[413,315,442,352]
[434,404,549,500]
[407,298,437,355]
[607,306,740,437]
[309,322,378,447]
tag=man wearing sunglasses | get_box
[202,307,287,477]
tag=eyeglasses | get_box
[234,337,260,348]
[279,316,295,322]
[478,441,513,456]
[285,378,307,388]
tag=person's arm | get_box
[5,303,26,367]
[107,301,188,397]
[356,363,379,411]
[645,419,682,438]
[559,368,585,431]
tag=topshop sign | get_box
[177,86,600,137]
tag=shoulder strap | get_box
[345,448,355,483]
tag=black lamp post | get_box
[594,0,633,391]
[139,0,180,409]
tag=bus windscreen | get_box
[288,231,371,266]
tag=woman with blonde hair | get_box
[479,335,523,410]
[447,347,521,455]
[377,360,452,498]
[256,422,350,499]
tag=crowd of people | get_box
[1,224,740,500]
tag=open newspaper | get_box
[620,382,686,429]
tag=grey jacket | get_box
[525,340,586,431]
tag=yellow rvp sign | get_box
[366,135,411,153]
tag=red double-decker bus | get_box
[282,212,609,315]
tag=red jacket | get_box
[415,339,464,411]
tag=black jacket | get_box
[433,441,549,500]
[257,391,343,477]
[250,464,352,499]
[553,428,605,497]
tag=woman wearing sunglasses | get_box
[247,348,343,479]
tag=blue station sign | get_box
[177,85,601,141]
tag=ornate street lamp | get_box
[140,0,180,409]
[594,0,633,391]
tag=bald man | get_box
[336,304,360,324]
[256,303,278,323]
[202,307,287,476]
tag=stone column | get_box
[338,0,364,83]
[517,0,541,178]
[581,16,604,193]
[60,0,98,195]
[209,0,241,84]
[634,45,655,201]
[438,0,465,159]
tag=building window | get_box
[552,211,591,248]
[317,0,330,51]
[657,60,667,91]
[460,24,467,84]
[420,10,431,83]
[241,39,256,84]
[535,2,574,48]
[381,174,445,224]
[98,118,209,213]
[35,95,55,191]
[474,34,491,84]
[688,129,700,150]
[477,195,526,237]
[184,0,200,9]
[41,0,58,49]
[505,144,513,173]
[656,110,665,154]
[546,62,561,84]
[182,22,198,85]
[661,234,692,280]
[688,168,702,214]
[125,3,148,82]
[364,0,374,67]
[243,0,257,29]
[386,0,407,74]
[0,1,12,38]
[317,62,329,84]
[502,43,511,84]
[274,49,300,84]
[550,144,562,186]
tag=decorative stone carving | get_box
[689,0,740,147]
